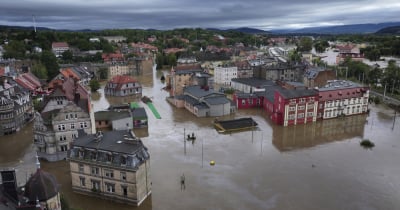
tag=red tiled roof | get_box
[0,68,4,76]
[52,42,69,48]
[15,73,41,91]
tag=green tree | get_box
[89,79,101,92]
[156,53,165,69]
[288,49,302,62]
[62,50,73,62]
[31,62,48,80]
[297,37,313,52]
[167,53,177,67]
[3,40,27,59]
[40,50,60,80]
[97,67,108,80]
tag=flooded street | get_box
[2,65,400,210]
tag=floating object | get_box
[360,139,375,149]
[210,160,215,166]
[214,117,258,133]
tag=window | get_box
[288,114,295,120]
[71,123,75,129]
[91,167,99,175]
[65,114,69,120]
[241,99,246,105]
[79,164,84,173]
[298,106,305,110]
[289,106,296,111]
[300,98,306,103]
[105,183,115,193]
[309,97,314,103]
[298,113,304,118]
[58,125,65,131]
[307,112,314,117]
[248,99,253,105]
[80,122,88,128]
[79,177,86,187]
[121,172,127,181]
[106,154,113,162]
[105,170,114,178]
[91,180,100,190]
[60,145,68,151]
[122,186,128,197]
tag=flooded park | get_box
[1,65,400,210]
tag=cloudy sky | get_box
[1,0,400,30]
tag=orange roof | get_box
[60,68,80,80]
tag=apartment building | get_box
[69,130,151,206]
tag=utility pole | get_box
[184,128,186,155]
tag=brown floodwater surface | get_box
[2,65,400,210]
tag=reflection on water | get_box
[273,114,367,151]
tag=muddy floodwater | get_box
[1,66,400,210]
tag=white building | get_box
[214,64,238,86]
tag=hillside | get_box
[376,26,400,34]
[272,22,400,34]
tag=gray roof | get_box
[204,96,230,105]
[132,107,147,119]
[95,110,131,121]
[70,130,150,169]
[231,78,276,88]
[184,85,224,98]
[318,80,365,91]
[278,89,318,99]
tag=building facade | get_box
[52,42,69,58]
[0,77,34,136]
[264,88,319,126]
[214,64,238,86]
[69,130,151,206]
[317,80,370,119]
[104,75,142,97]
[34,101,92,161]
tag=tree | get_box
[3,40,27,59]
[297,37,313,52]
[40,50,60,80]
[288,49,302,62]
[97,67,108,80]
[156,53,165,69]
[167,53,177,67]
[31,62,48,80]
[62,50,73,62]
[89,80,101,92]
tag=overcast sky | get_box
[1,0,400,30]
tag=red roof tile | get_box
[52,42,69,48]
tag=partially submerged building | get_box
[69,130,151,206]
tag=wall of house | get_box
[208,102,230,117]
[112,117,133,130]
[70,160,146,206]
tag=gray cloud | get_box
[0,0,399,30]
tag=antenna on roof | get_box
[32,15,37,33]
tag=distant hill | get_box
[376,26,400,34]
[271,22,400,34]
[206,27,269,34]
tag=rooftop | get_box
[318,80,365,91]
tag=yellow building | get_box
[69,130,151,206]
